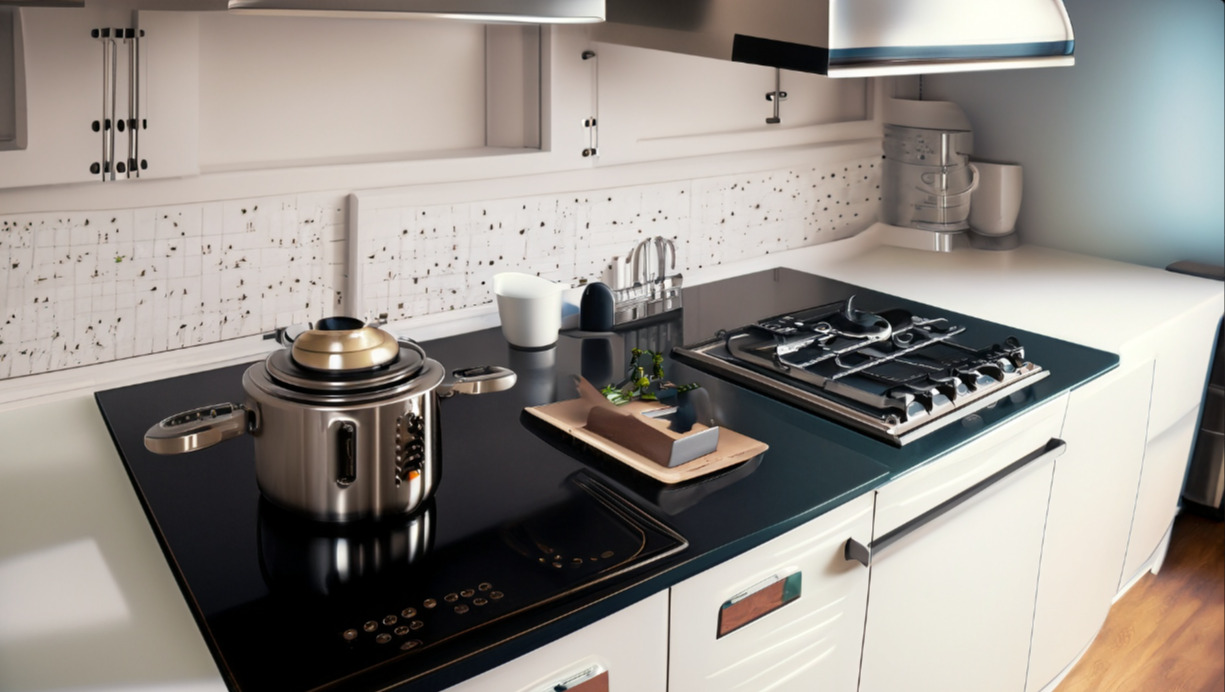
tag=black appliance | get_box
[95,364,686,692]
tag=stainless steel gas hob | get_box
[674,296,1050,445]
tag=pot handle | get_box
[144,402,253,455]
[438,365,517,397]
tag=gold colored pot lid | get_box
[290,317,401,372]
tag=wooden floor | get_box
[1057,511,1224,692]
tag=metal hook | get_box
[765,67,787,125]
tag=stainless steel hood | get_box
[227,0,605,24]
[593,0,1074,77]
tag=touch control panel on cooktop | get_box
[95,363,686,692]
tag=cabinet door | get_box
[0,8,196,189]
[1026,361,1153,692]
[859,398,1066,692]
[444,591,668,692]
[1120,405,1200,585]
[1,7,98,187]
[668,493,874,692]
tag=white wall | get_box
[195,15,488,171]
[922,0,1225,269]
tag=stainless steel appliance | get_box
[675,296,1048,445]
[1168,261,1224,518]
[881,124,979,233]
[227,0,606,23]
[593,0,1076,77]
[143,317,516,523]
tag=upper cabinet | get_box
[0,5,545,192]
[0,7,199,188]
[1,9,25,152]
[193,14,488,173]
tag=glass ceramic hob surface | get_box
[95,363,686,692]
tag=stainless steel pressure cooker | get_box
[144,317,516,523]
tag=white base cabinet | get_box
[667,493,874,692]
[1026,361,1154,692]
[1119,405,1201,588]
[444,591,668,692]
[858,396,1067,692]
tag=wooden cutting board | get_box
[525,389,769,484]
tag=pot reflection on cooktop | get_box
[97,360,687,691]
[211,472,685,692]
[257,499,438,599]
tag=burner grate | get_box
[676,297,1049,445]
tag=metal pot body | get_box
[143,324,516,524]
[243,358,445,523]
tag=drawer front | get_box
[859,450,1056,692]
[668,493,874,692]
[445,591,668,692]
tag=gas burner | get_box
[677,297,1049,445]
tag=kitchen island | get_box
[1,228,1220,692]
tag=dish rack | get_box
[612,236,683,328]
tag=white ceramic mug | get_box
[493,272,564,350]
[969,161,1023,237]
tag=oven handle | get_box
[844,437,1066,568]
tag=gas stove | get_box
[675,296,1049,445]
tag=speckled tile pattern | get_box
[0,155,879,379]
[359,155,881,323]
[0,194,344,379]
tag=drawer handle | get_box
[717,571,802,638]
[844,438,1067,568]
[533,664,608,692]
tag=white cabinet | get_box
[1026,361,1154,691]
[858,395,1068,692]
[667,492,874,692]
[0,7,197,189]
[1120,406,1200,584]
[1117,295,1222,591]
[444,590,668,692]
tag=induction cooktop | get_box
[95,361,687,692]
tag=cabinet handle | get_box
[532,664,608,692]
[844,438,1066,568]
[126,27,141,179]
[90,25,145,181]
[716,570,802,638]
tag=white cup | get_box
[969,161,1023,237]
[493,272,564,350]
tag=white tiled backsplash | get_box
[1,155,879,379]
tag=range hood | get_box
[227,0,605,24]
[593,0,1074,77]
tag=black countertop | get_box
[95,268,1118,692]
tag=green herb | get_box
[601,347,700,405]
